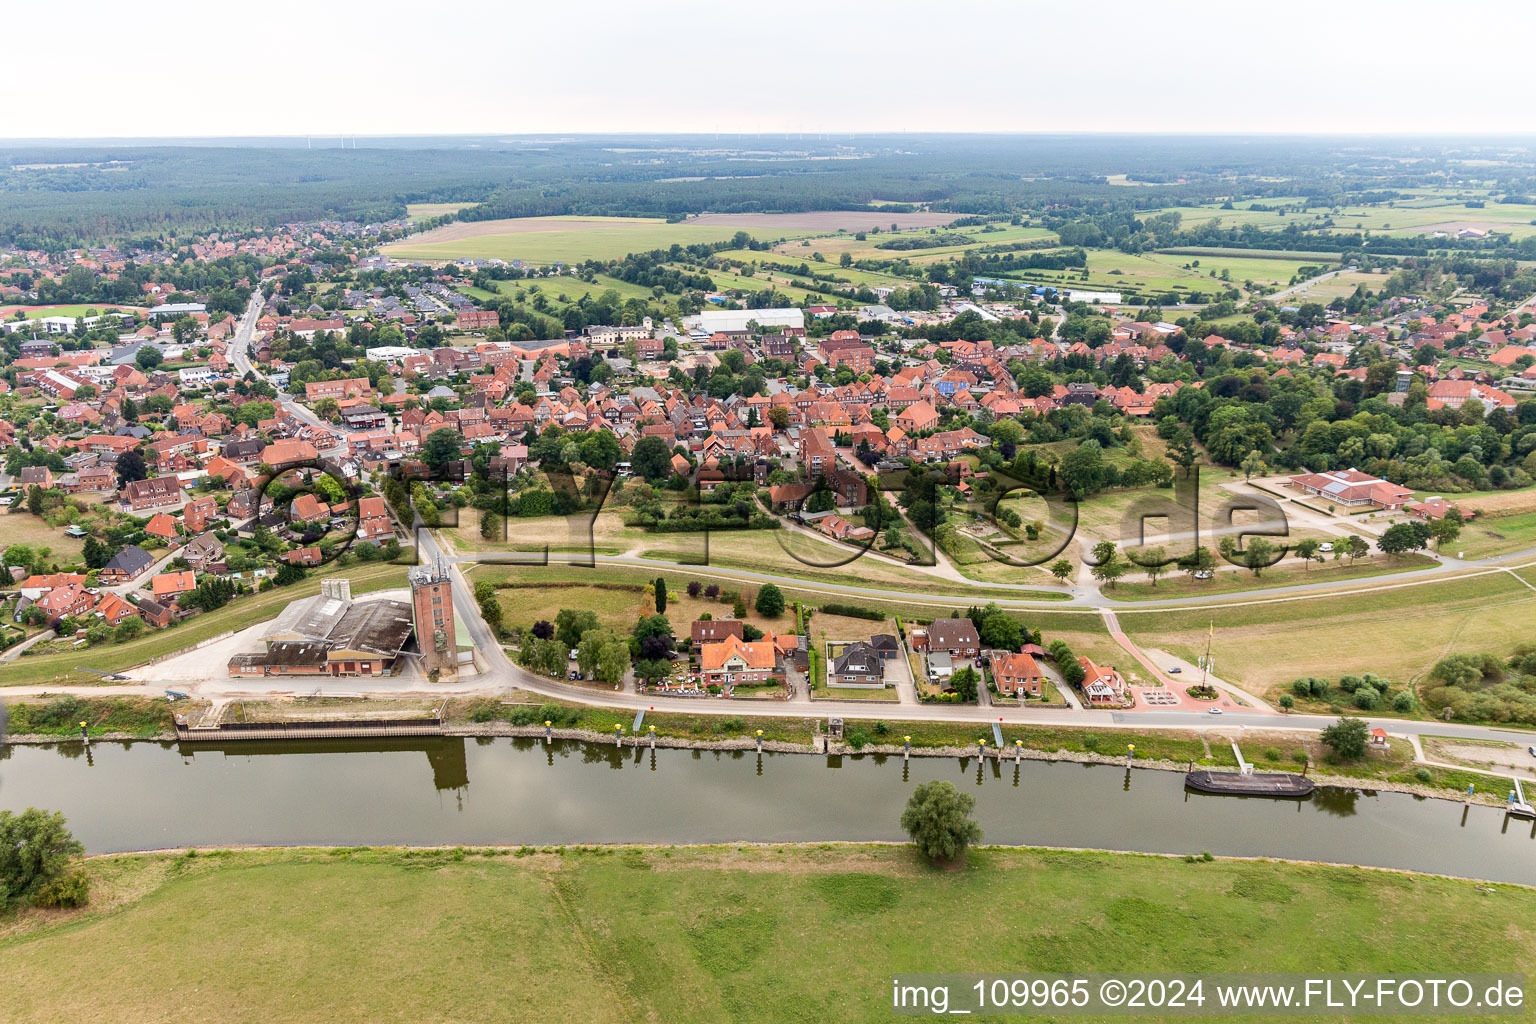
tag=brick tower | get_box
[410,558,457,681]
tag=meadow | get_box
[1117,568,1536,698]
[4,845,1531,1023]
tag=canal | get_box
[2,737,1533,883]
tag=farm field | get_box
[998,248,1319,299]
[1276,269,1394,303]
[1117,569,1536,699]
[405,201,479,222]
[775,223,1057,263]
[387,214,826,264]
[1142,194,1536,239]
[5,845,1530,1024]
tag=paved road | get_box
[229,294,347,457]
[448,545,1536,614]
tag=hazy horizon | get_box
[9,0,1533,138]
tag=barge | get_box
[1185,769,1316,798]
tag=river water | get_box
[2,737,1533,883]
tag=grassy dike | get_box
[4,845,1533,1023]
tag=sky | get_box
[8,0,1533,139]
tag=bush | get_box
[818,602,884,621]
[0,808,85,910]
[33,869,90,908]
[1352,686,1381,710]
[1414,767,1433,783]
[1392,692,1415,713]
[1320,716,1370,760]
[846,728,872,750]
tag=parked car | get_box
[1167,666,1182,674]
[1318,542,1334,552]
[1207,707,1223,715]
[1194,569,1214,580]
[1528,745,1536,758]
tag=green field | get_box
[1143,194,1536,240]
[5,845,1531,1023]
[0,303,138,319]
[462,272,663,308]
[385,216,818,264]
[1118,568,1536,698]
[981,248,1323,300]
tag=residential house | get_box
[993,651,1045,697]
[829,641,886,688]
[151,570,197,602]
[699,634,782,687]
[98,545,155,585]
[691,618,745,650]
[122,475,182,511]
[916,617,980,658]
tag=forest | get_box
[7,134,1536,249]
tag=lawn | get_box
[384,216,818,264]
[0,509,86,563]
[1117,569,1536,699]
[1453,510,1536,559]
[0,562,408,686]
[8,844,1531,1023]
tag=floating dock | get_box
[1184,769,1315,798]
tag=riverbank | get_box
[4,692,1502,807]
[4,844,1532,1023]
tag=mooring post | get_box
[978,738,986,761]
[649,725,656,749]
[1126,743,1135,766]
[755,729,763,753]
[614,724,623,747]
[1466,782,1475,804]
[1015,739,1023,763]
[903,735,910,761]
[79,721,89,746]
[544,719,552,744]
